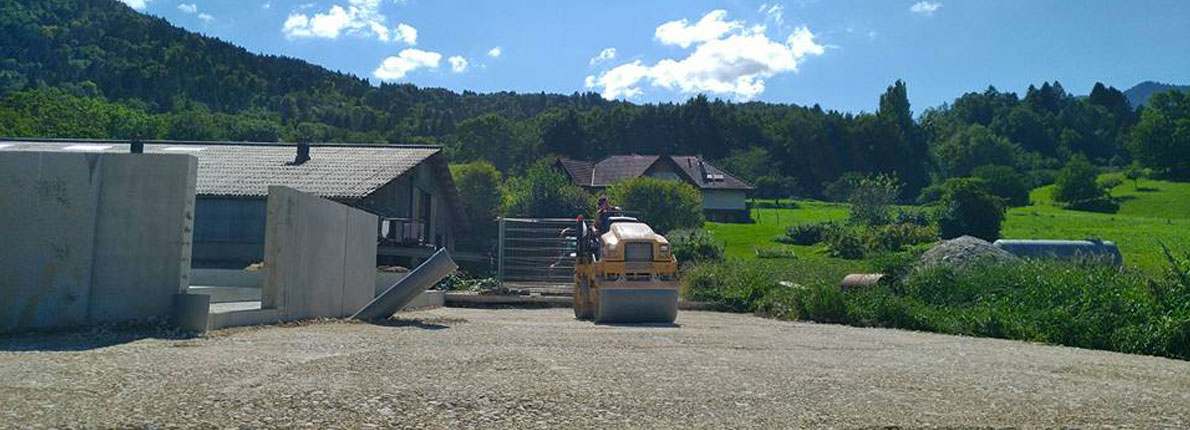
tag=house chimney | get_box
[130,140,144,154]
[289,143,311,165]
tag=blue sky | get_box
[124,0,1190,113]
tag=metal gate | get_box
[496,217,583,293]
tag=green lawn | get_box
[705,201,849,260]
[706,178,1190,274]
[1004,175,1190,273]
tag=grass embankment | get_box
[683,257,1190,359]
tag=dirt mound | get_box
[919,235,1019,270]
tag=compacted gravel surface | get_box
[1,308,1188,428]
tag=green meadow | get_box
[706,177,1190,274]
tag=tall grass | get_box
[683,250,1190,360]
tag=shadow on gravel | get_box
[363,317,461,330]
[594,322,682,328]
[0,321,199,352]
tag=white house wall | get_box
[701,189,748,210]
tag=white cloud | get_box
[119,0,152,10]
[198,13,214,22]
[586,10,825,100]
[759,4,784,24]
[283,0,414,44]
[395,23,417,45]
[655,9,742,49]
[589,47,617,65]
[263,2,271,10]
[373,49,442,80]
[487,46,502,58]
[448,56,468,73]
[177,3,197,14]
[910,1,942,16]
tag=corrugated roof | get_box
[0,140,439,200]
[557,155,754,191]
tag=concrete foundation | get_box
[0,151,197,333]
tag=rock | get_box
[918,235,1019,271]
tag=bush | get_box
[935,178,1004,241]
[824,227,866,260]
[895,208,933,226]
[502,160,595,218]
[606,177,704,234]
[451,161,503,251]
[783,221,841,245]
[972,165,1031,207]
[866,223,938,253]
[435,273,500,292]
[1053,154,1113,210]
[848,174,902,226]
[1065,196,1121,213]
[668,229,725,264]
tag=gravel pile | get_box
[918,235,1020,271]
[1,308,1187,428]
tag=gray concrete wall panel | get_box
[0,152,196,332]
[263,186,377,321]
[88,154,197,323]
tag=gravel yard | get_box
[1,308,1188,428]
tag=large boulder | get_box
[918,235,1019,271]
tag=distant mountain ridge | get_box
[1123,81,1190,108]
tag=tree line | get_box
[2,0,1188,203]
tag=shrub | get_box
[1065,196,1121,213]
[783,221,841,245]
[451,161,503,251]
[435,273,500,292]
[824,226,866,260]
[895,208,933,226]
[756,283,848,323]
[915,184,945,205]
[935,177,1004,241]
[502,160,595,218]
[668,229,725,264]
[866,223,938,253]
[606,177,704,234]
[1053,154,1113,210]
[848,173,902,226]
[972,164,1031,207]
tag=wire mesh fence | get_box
[497,218,584,291]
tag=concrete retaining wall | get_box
[0,151,197,332]
[262,186,378,321]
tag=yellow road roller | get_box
[573,216,679,324]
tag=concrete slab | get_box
[187,286,262,303]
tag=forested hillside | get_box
[1124,81,1190,108]
[1,0,1184,199]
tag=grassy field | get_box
[706,201,850,260]
[706,177,1190,273]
